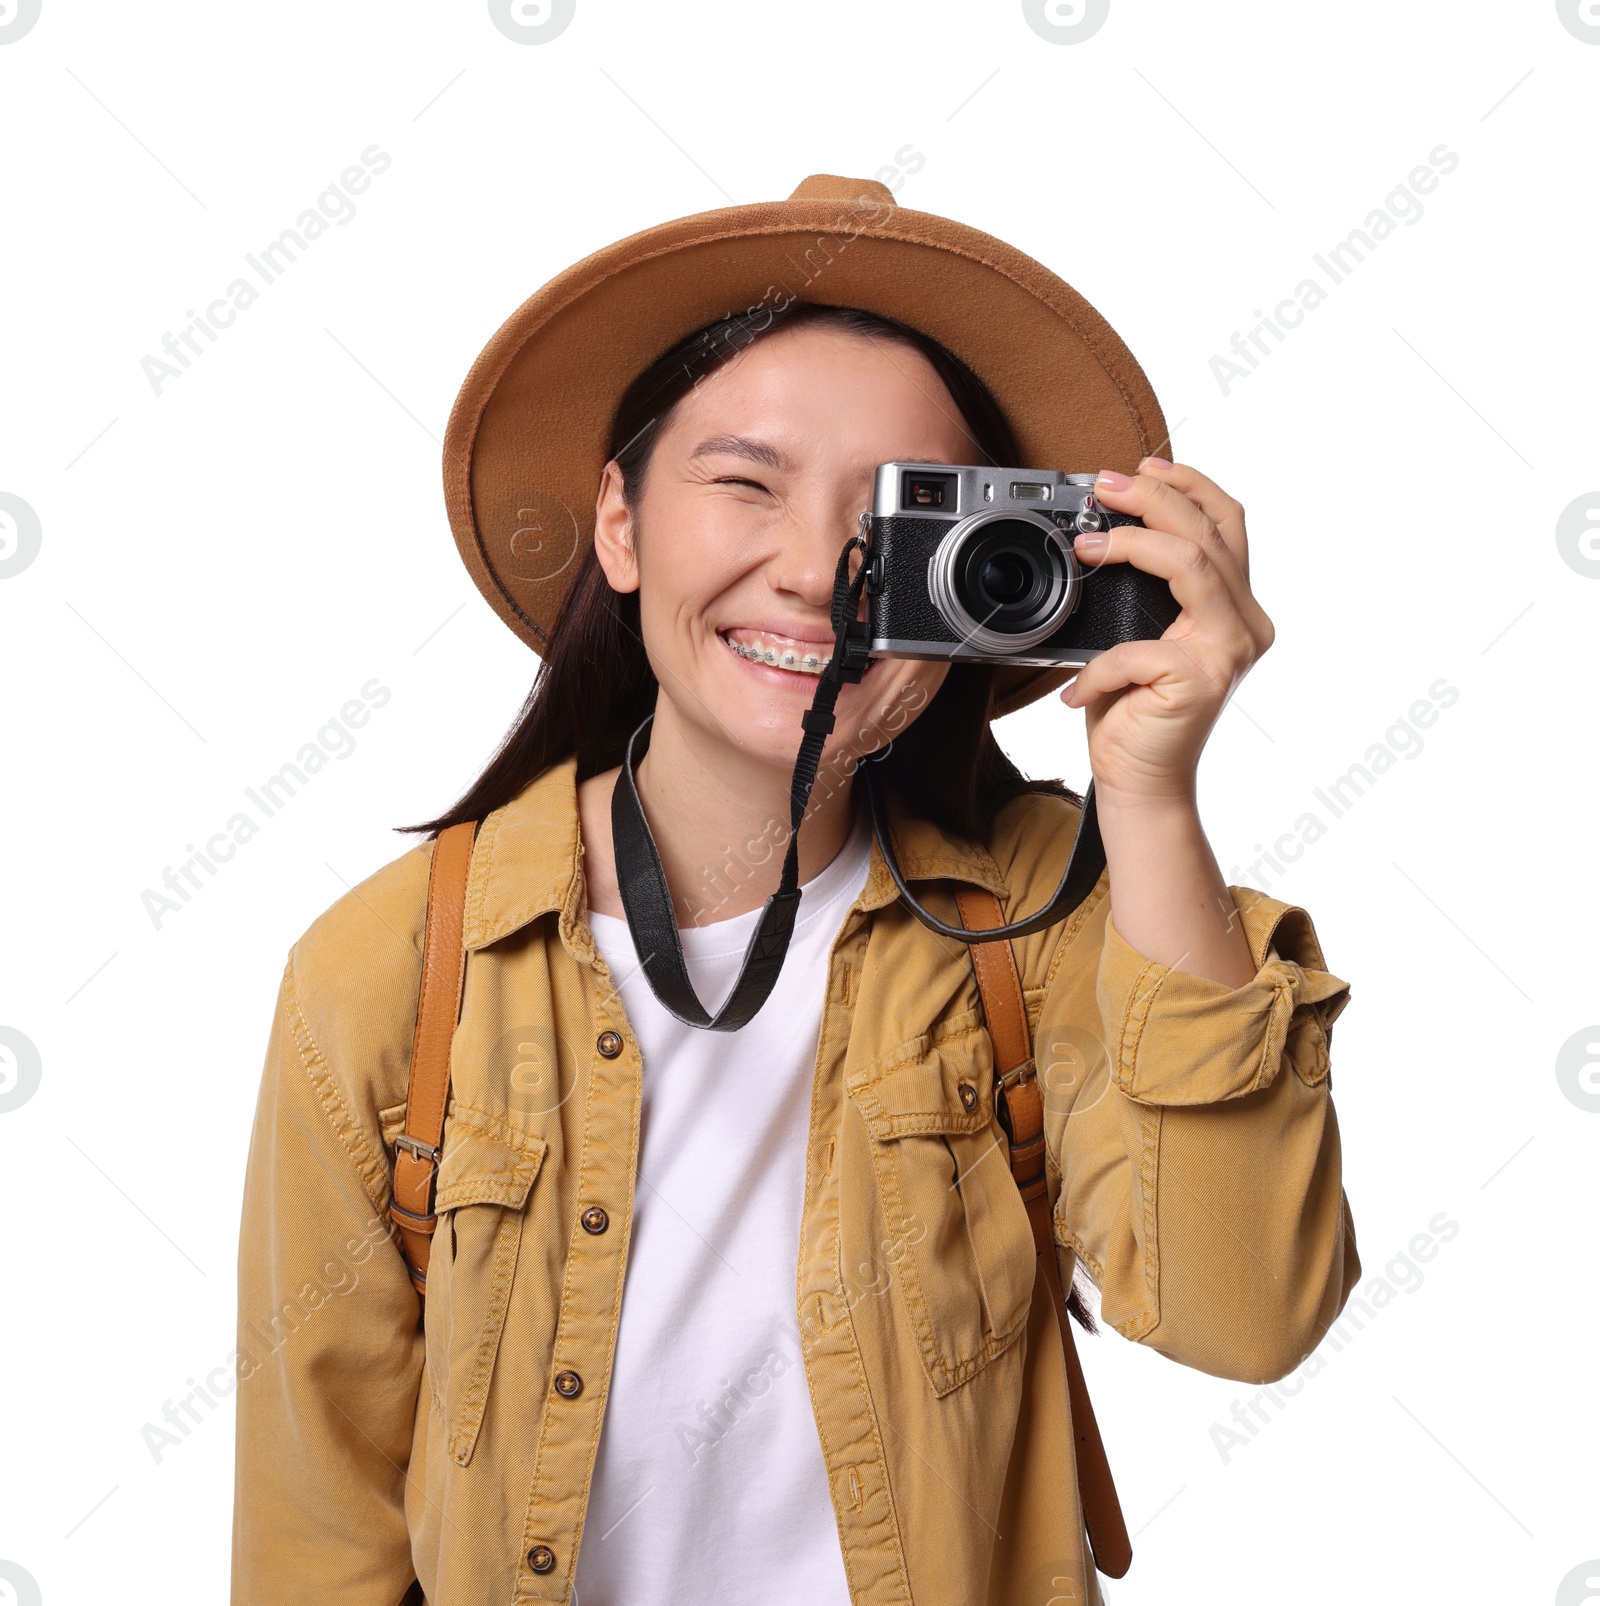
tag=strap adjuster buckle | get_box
[395,1133,441,1164]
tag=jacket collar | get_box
[460,752,1008,953]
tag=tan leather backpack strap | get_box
[954,885,1133,1581]
[390,819,478,1297]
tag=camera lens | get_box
[927,512,1078,653]
[979,550,1032,606]
[961,520,1054,627]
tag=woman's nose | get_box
[769,508,864,607]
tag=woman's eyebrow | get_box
[687,434,796,473]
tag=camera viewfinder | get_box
[903,472,955,511]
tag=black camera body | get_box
[862,463,1180,669]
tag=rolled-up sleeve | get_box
[1040,884,1360,1384]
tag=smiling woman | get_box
[233,174,1361,1606]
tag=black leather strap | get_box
[608,530,1110,1029]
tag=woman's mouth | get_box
[718,626,877,679]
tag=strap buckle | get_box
[992,1059,1035,1145]
[394,1133,441,1164]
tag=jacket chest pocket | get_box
[848,1025,1037,1396]
[423,1107,546,1466]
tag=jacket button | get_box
[957,1081,978,1111]
[580,1205,609,1235]
[527,1544,556,1574]
[596,1030,623,1058]
[554,1369,583,1398]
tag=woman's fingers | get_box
[1136,458,1251,578]
[1062,635,1247,711]
[1072,519,1247,644]
[1094,467,1215,544]
[1084,468,1273,655]
[1091,467,1251,600]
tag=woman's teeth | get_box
[722,633,832,676]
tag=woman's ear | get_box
[593,460,640,593]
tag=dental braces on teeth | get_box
[725,637,832,674]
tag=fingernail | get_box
[1074,529,1105,551]
[1140,456,1171,469]
[1095,469,1132,491]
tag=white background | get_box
[2,1,1596,1602]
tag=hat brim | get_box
[442,178,1171,720]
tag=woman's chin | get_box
[704,687,849,769]
[678,645,915,774]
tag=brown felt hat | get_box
[441,173,1171,718]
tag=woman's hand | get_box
[1061,457,1275,808]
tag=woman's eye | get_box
[714,476,769,492]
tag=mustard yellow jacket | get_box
[232,754,1359,1606]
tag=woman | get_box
[232,175,1359,1606]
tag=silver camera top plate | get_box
[870,462,1100,521]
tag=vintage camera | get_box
[860,463,1180,668]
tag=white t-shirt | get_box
[575,806,873,1606]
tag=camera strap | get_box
[609,536,874,1030]
[609,534,1108,1029]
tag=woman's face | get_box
[592,322,976,775]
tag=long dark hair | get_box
[405,301,1099,1331]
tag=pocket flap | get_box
[851,1023,998,1139]
[434,1106,546,1212]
